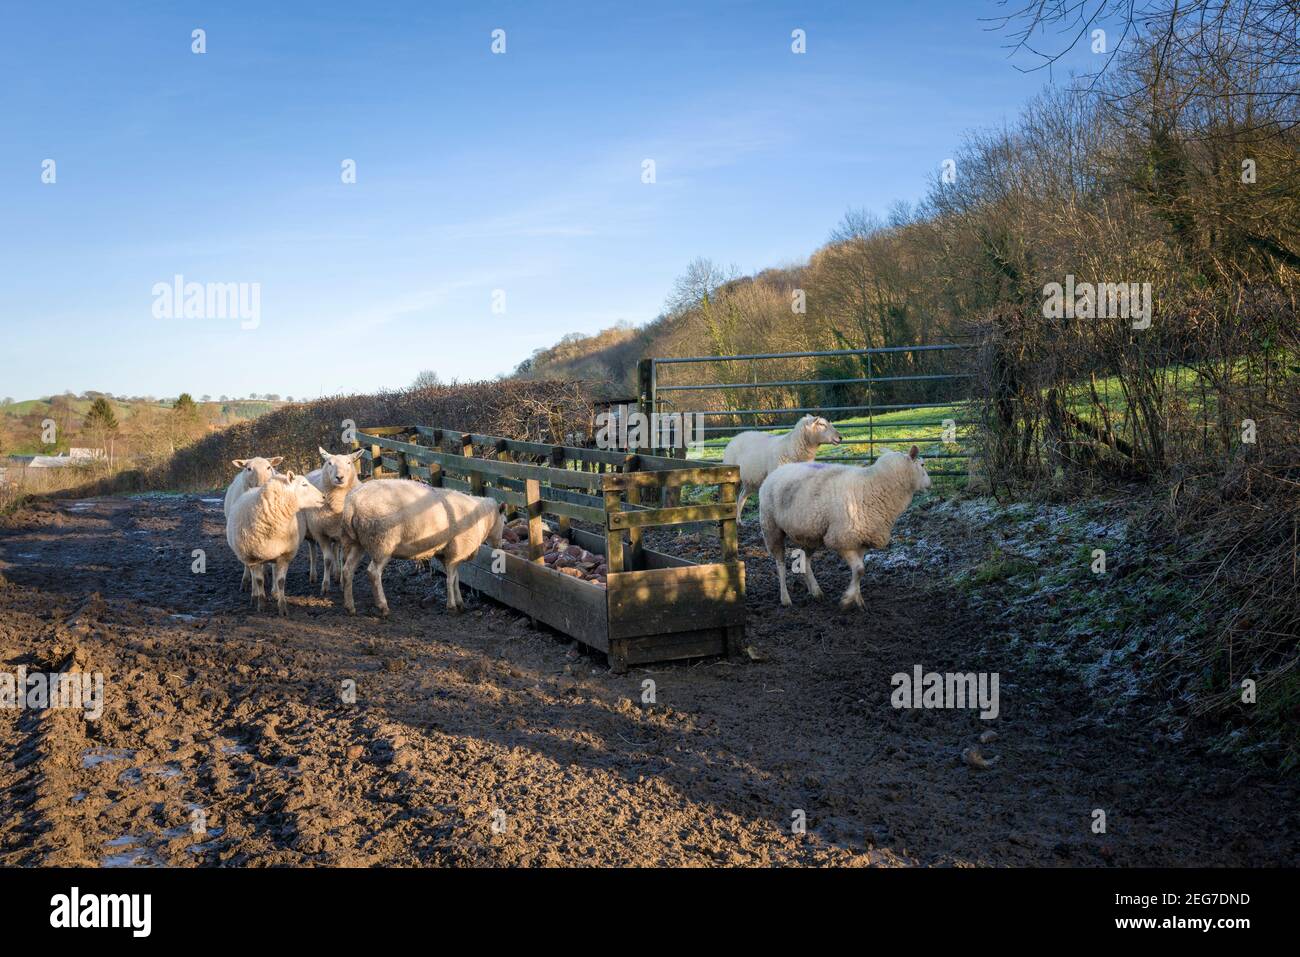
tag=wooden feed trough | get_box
[354,426,746,672]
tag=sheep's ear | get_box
[350,449,364,461]
[285,471,296,481]
[318,447,331,460]
[909,445,919,460]
[232,459,247,469]
[269,456,284,467]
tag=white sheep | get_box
[721,414,843,520]
[339,479,506,617]
[225,472,324,615]
[223,456,283,591]
[304,447,363,593]
[759,446,931,610]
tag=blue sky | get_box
[0,1,1094,401]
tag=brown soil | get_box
[0,493,1296,866]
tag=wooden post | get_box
[637,358,656,423]
[604,487,623,574]
[496,440,516,518]
[551,446,571,537]
[525,478,545,562]
[370,443,383,478]
[462,433,485,496]
[623,454,643,570]
[608,639,630,675]
[718,479,738,564]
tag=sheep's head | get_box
[907,445,932,491]
[277,471,326,509]
[802,415,842,447]
[872,446,931,491]
[319,447,363,489]
[232,456,283,487]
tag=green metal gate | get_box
[636,343,977,478]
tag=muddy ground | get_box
[0,492,1296,866]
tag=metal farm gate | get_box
[635,343,977,478]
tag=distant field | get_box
[0,395,291,456]
[0,397,286,419]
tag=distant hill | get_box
[0,394,292,457]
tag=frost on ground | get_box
[884,492,1221,749]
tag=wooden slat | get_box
[453,545,610,651]
[620,628,730,666]
[437,476,604,525]
[405,425,708,472]
[607,502,735,530]
[358,432,603,491]
[602,467,739,490]
[606,562,746,640]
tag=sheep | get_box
[223,456,283,591]
[759,446,931,610]
[721,415,842,520]
[339,479,506,617]
[225,472,324,615]
[304,447,363,593]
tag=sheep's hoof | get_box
[779,593,792,607]
[344,604,356,615]
[377,606,390,618]
[839,593,865,611]
[809,586,824,599]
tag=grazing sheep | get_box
[759,446,931,610]
[223,456,283,591]
[304,447,363,592]
[339,479,506,616]
[225,472,324,615]
[721,415,842,520]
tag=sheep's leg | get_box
[341,544,365,614]
[367,557,391,617]
[334,542,344,585]
[735,487,749,523]
[761,522,791,606]
[240,566,249,592]
[803,553,823,599]
[445,561,462,612]
[319,536,334,594]
[249,562,265,612]
[838,549,867,610]
[308,539,317,584]
[274,558,290,617]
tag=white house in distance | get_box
[8,448,105,469]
